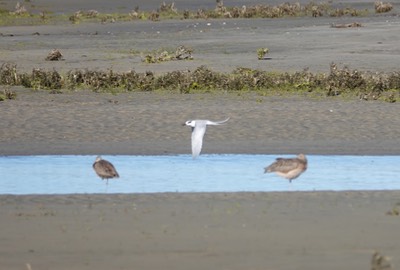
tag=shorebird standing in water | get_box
[264,154,307,182]
[93,156,119,184]
[183,117,230,159]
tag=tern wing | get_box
[191,122,207,158]
[206,117,230,126]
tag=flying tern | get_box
[183,117,230,158]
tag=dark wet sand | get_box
[1,88,400,156]
[1,191,399,270]
[1,1,400,269]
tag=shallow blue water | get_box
[0,155,399,194]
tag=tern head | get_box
[95,155,102,162]
[183,120,196,127]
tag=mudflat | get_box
[1,88,400,156]
[1,1,400,270]
[1,191,399,270]
[1,1,400,155]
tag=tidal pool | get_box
[1,155,399,194]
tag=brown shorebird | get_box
[264,154,307,182]
[93,156,119,184]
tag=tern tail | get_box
[207,117,230,125]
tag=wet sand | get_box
[1,1,400,155]
[1,191,399,270]
[1,88,400,156]
[1,1,400,269]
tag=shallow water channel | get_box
[1,155,399,194]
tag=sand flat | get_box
[1,1,400,155]
[1,0,400,269]
[1,191,399,270]
[1,89,400,155]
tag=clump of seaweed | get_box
[228,68,273,91]
[67,69,122,91]
[69,10,100,23]
[9,2,28,16]
[0,63,19,85]
[189,65,228,90]
[375,1,393,13]
[69,11,84,23]
[386,202,400,216]
[45,49,63,61]
[148,10,160,21]
[303,2,330,17]
[388,72,400,89]
[193,9,208,19]
[142,46,193,63]
[257,48,269,60]
[19,68,63,91]
[329,7,364,17]
[186,1,354,19]
[129,6,146,20]
[133,2,177,21]
[326,63,365,96]
[66,69,156,91]
[371,251,392,270]
[359,71,399,101]
[143,50,171,63]
[182,9,190,19]
[214,0,233,18]
[39,11,47,22]
[155,70,188,91]
[159,2,178,14]
[4,86,17,99]
[331,22,362,28]
[1,62,399,101]
[69,11,83,23]
[0,86,17,101]
[386,206,399,216]
[85,10,99,18]
[174,45,193,60]
[0,1,378,27]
